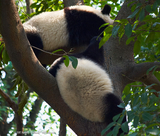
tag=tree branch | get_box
[59,118,66,136]
[127,62,160,82]
[139,74,160,93]
[0,88,18,112]
[25,0,33,14]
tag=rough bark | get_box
[0,0,159,135]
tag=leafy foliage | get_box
[30,0,64,13]
[123,83,160,136]
[100,0,160,135]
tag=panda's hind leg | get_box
[26,32,43,57]
[103,93,127,133]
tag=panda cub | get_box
[49,37,125,125]
[23,4,114,64]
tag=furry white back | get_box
[56,58,113,122]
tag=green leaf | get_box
[52,49,64,54]
[124,93,131,104]
[153,1,158,11]
[129,132,138,136]
[145,32,155,43]
[121,122,129,133]
[141,92,148,104]
[156,0,160,4]
[133,40,141,55]
[101,122,116,135]
[117,103,125,108]
[125,23,132,38]
[69,56,78,69]
[139,8,145,21]
[99,25,113,47]
[99,34,112,48]
[63,55,69,67]
[133,116,139,127]
[126,36,135,45]
[18,93,28,115]
[147,128,160,135]
[112,25,120,37]
[142,112,153,121]
[127,8,139,18]
[117,114,125,124]
[106,131,113,136]
[113,113,121,122]
[146,65,159,75]
[145,5,152,13]
[2,49,10,64]
[99,23,109,30]
[117,24,125,40]
[127,111,135,122]
[104,25,113,35]
[112,126,119,136]
[145,84,156,89]
[133,96,139,107]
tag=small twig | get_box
[130,85,145,87]
[31,45,74,56]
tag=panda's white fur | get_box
[23,5,114,59]
[23,10,69,51]
[55,58,113,122]
[49,37,126,126]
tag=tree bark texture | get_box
[0,0,159,135]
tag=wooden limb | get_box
[127,62,160,82]
[59,117,66,136]
[0,88,18,112]
[139,73,160,95]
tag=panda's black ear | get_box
[101,4,111,15]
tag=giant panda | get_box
[23,4,114,65]
[49,37,126,132]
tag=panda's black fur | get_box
[49,37,126,129]
[23,5,114,64]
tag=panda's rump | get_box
[56,58,113,122]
